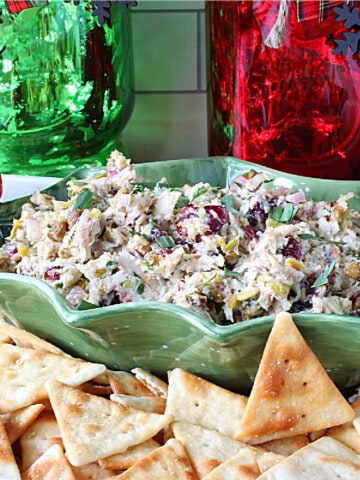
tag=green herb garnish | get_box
[298,233,345,245]
[155,235,176,249]
[195,273,218,289]
[269,203,298,223]
[221,195,242,217]
[192,186,208,200]
[311,261,336,288]
[131,181,168,193]
[77,300,98,310]
[175,195,190,209]
[72,188,94,210]
[106,261,118,268]
[224,267,241,277]
[134,272,145,294]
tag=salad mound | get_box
[1,151,359,324]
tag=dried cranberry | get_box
[99,292,119,307]
[244,225,257,240]
[281,237,302,259]
[179,205,199,219]
[176,204,227,240]
[303,274,318,292]
[351,291,360,317]
[160,248,173,255]
[176,205,199,238]
[204,205,228,234]
[44,267,61,281]
[99,290,132,307]
[246,202,267,231]
[3,243,18,256]
[290,300,312,313]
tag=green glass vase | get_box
[0,0,134,176]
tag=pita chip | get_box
[235,312,355,444]
[0,417,21,480]
[1,403,45,444]
[258,436,360,479]
[0,343,106,413]
[131,367,168,398]
[171,420,247,478]
[110,394,166,414]
[99,438,161,470]
[22,444,76,480]
[0,317,12,344]
[201,446,284,480]
[259,435,310,456]
[46,379,174,466]
[20,408,62,470]
[165,368,248,438]
[0,318,63,354]
[101,438,197,480]
[106,370,154,396]
[339,407,360,453]
[72,462,120,480]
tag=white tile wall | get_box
[121,0,208,163]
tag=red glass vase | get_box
[206,0,360,179]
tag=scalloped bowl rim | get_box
[1,272,359,344]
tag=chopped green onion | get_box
[224,267,241,277]
[149,217,155,230]
[72,188,94,210]
[155,235,176,249]
[221,195,242,217]
[269,203,298,223]
[298,233,345,245]
[133,272,145,294]
[131,181,168,193]
[175,195,189,209]
[192,186,208,200]
[77,300,98,311]
[106,261,118,268]
[195,273,218,289]
[311,261,336,288]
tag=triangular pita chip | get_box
[0,343,106,413]
[22,444,76,480]
[259,435,310,456]
[99,438,160,470]
[131,367,168,398]
[1,403,45,444]
[0,315,12,344]
[340,407,360,453]
[20,407,62,470]
[106,370,154,396]
[110,394,166,413]
[0,318,63,354]
[235,312,355,444]
[102,438,197,479]
[171,420,247,478]
[165,368,248,438]
[0,417,21,480]
[257,436,360,479]
[72,461,120,480]
[201,446,284,480]
[46,379,173,466]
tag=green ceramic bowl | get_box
[0,157,360,396]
